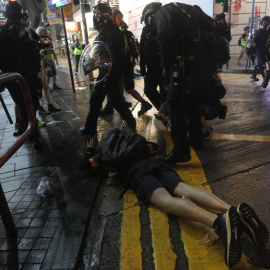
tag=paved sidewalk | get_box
[0,70,105,270]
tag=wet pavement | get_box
[1,56,270,270]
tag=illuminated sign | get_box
[66,22,79,32]
[55,0,72,7]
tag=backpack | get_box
[166,3,230,68]
[238,36,241,46]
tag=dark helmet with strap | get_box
[141,2,162,25]
[93,2,112,30]
[214,13,226,25]
[4,1,23,21]
[262,16,270,29]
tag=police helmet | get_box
[262,16,270,27]
[141,2,162,25]
[36,27,49,38]
[93,2,112,29]
[4,2,23,21]
[214,13,226,24]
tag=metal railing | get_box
[0,73,36,236]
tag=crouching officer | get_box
[0,1,42,147]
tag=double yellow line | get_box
[120,116,258,270]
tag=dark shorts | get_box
[128,159,183,203]
[46,60,57,77]
[200,104,220,120]
[122,65,135,90]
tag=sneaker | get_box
[53,84,62,90]
[38,105,51,116]
[237,203,269,249]
[37,120,46,128]
[202,127,213,140]
[137,101,152,116]
[75,72,78,76]
[219,104,228,119]
[165,152,191,164]
[13,122,20,135]
[213,207,242,267]
[250,74,259,82]
[48,103,61,113]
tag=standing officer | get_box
[80,2,136,136]
[73,38,85,75]
[251,16,270,87]
[0,1,42,147]
[140,2,165,111]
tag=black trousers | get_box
[143,66,164,110]
[166,85,202,155]
[6,75,40,139]
[85,70,136,134]
[75,55,80,73]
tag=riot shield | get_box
[79,41,112,85]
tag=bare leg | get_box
[149,187,217,227]
[173,182,231,213]
[52,75,57,85]
[47,76,51,86]
[42,72,51,104]
[201,116,211,130]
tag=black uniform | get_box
[84,19,136,135]
[0,22,42,138]
[154,3,217,162]
[140,24,164,110]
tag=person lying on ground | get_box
[79,128,268,267]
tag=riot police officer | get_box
[251,16,270,87]
[0,2,42,146]
[140,2,165,111]
[80,2,136,136]
[213,13,232,42]
[154,2,220,164]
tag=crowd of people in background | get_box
[0,1,268,268]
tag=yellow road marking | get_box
[165,132,257,269]
[222,98,270,102]
[211,133,270,142]
[149,207,177,269]
[120,190,142,270]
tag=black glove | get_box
[140,67,146,77]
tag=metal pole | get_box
[80,0,89,45]
[60,6,76,93]
[227,0,231,24]
[250,0,256,38]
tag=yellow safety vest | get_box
[241,35,247,47]
[74,44,83,55]
[44,48,54,61]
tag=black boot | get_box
[100,102,114,116]
[137,100,152,116]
